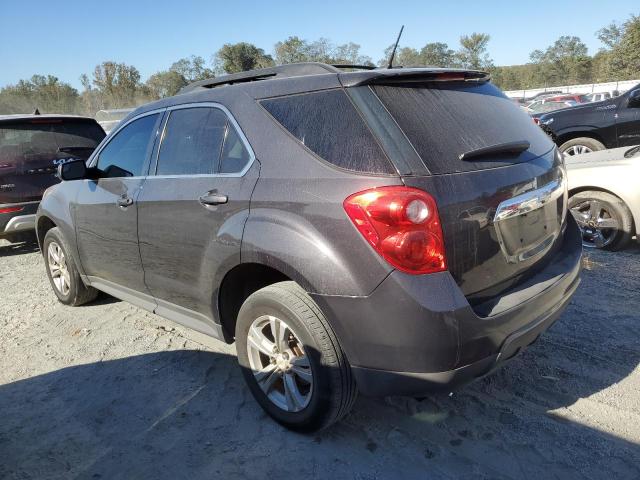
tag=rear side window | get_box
[156,108,227,175]
[219,126,251,174]
[261,89,395,174]
[372,83,555,174]
[97,113,159,177]
[0,120,104,160]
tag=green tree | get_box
[0,75,79,114]
[420,42,457,67]
[529,36,592,85]
[606,15,640,80]
[90,61,144,109]
[274,36,311,64]
[146,70,188,99]
[170,55,214,82]
[214,43,275,74]
[457,33,493,69]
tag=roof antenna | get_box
[33,108,41,115]
[387,25,405,69]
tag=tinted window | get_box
[219,124,251,173]
[97,114,159,177]
[156,108,227,176]
[372,83,555,174]
[261,89,394,174]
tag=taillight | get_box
[343,186,447,274]
[0,206,24,214]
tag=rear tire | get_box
[559,137,605,157]
[235,281,357,431]
[569,191,633,250]
[43,227,98,306]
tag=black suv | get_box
[538,83,640,156]
[0,114,105,241]
[36,63,582,430]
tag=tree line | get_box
[0,13,637,116]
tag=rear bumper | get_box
[0,202,38,237]
[311,215,582,397]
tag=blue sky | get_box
[1,0,637,89]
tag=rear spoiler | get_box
[339,68,490,88]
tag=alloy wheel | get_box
[246,315,313,412]
[47,241,71,295]
[570,200,618,248]
[563,145,593,157]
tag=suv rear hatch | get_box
[347,75,567,308]
[0,117,105,204]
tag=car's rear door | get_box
[75,111,162,302]
[137,104,258,329]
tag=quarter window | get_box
[219,124,251,173]
[260,89,394,174]
[156,108,227,176]
[97,113,159,177]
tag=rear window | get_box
[372,83,554,174]
[260,89,395,174]
[0,120,105,161]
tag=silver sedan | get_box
[566,145,640,250]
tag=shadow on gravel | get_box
[0,249,638,479]
[0,233,39,257]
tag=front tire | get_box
[559,137,605,157]
[235,281,357,431]
[43,227,98,306]
[569,191,633,250]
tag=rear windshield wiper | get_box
[459,140,530,161]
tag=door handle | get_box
[199,193,228,206]
[117,196,134,208]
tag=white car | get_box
[566,145,640,250]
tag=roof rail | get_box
[331,64,377,71]
[179,62,342,94]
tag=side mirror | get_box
[628,90,640,108]
[57,160,87,181]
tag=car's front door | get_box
[616,88,640,147]
[137,104,258,329]
[75,111,163,304]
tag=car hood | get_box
[538,98,615,121]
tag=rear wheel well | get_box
[218,263,291,343]
[556,131,605,147]
[36,216,56,250]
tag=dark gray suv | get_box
[36,63,582,430]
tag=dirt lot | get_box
[0,236,638,480]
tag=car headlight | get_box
[540,117,554,125]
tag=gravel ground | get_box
[0,235,639,480]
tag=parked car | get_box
[585,91,619,103]
[0,114,105,241]
[543,94,589,104]
[95,108,134,134]
[538,83,640,156]
[36,64,582,431]
[566,144,640,250]
[525,100,577,116]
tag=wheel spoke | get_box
[597,218,618,229]
[248,325,276,357]
[283,373,304,411]
[290,356,312,384]
[592,230,606,248]
[269,316,287,352]
[254,364,280,394]
[589,201,603,221]
[570,209,589,226]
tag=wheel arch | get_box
[217,262,292,343]
[36,215,57,251]
[557,130,606,148]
